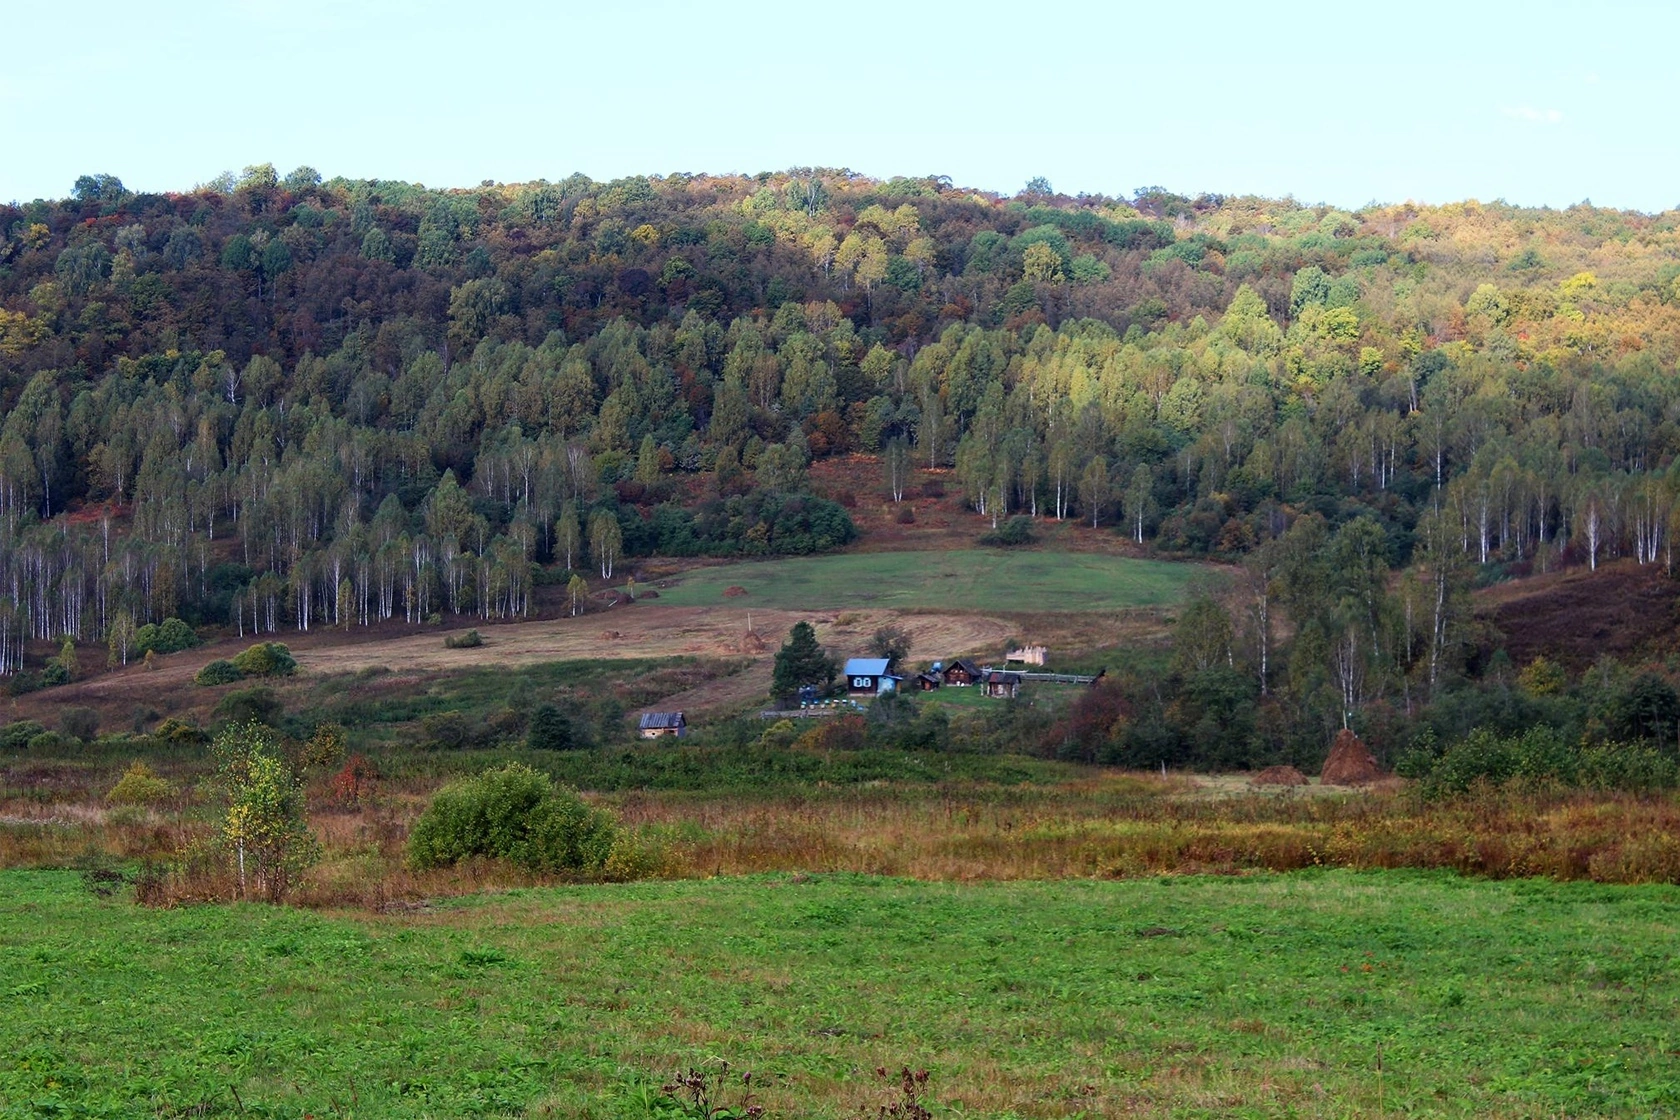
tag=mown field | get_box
[3,869,1677,1119]
[646,550,1201,612]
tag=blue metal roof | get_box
[845,658,893,676]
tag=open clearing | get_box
[3,869,1676,1118]
[646,550,1201,611]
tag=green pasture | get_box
[646,550,1203,612]
[2,869,1676,1118]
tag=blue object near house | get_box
[844,657,902,697]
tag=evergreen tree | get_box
[772,621,835,697]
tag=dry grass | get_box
[11,767,1680,908]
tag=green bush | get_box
[409,763,618,874]
[107,761,174,806]
[1402,725,1680,795]
[230,642,297,678]
[527,703,580,751]
[215,686,283,728]
[153,717,208,746]
[27,731,73,752]
[194,660,245,686]
[1,720,46,750]
[38,661,69,687]
[60,707,100,743]
[135,617,200,656]
[979,515,1037,547]
[444,629,484,649]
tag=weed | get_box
[661,1063,763,1120]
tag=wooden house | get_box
[845,658,902,698]
[941,659,982,687]
[638,711,687,739]
[912,670,942,692]
[1005,645,1048,667]
[982,670,1023,699]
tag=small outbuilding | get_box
[913,670,942,692]
[638,711,688,739]
[981,670,1023,699]
[845,658,902,698]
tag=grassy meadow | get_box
[3,868,1678,1119]
[645,550,1201,612]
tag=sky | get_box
[5,0,1679,211]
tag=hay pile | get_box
[1320,729,1384,785]
[723,585,749,598]
[739,630,767,654]
[1250,765,1307,787]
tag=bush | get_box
[1402,724,1680,795]
[194,660,245,686]
[60,707,100,743]
[135,617,200,656]
[153,717,208,746]
[38,661,70,687]
[408,763,619,874]
[215,686,283,728]
[444,629,484,649]
[1,720,46,750]
[528,703,581,751]
[230,642,297,677]
[107,761,173,806]
[27,731,73,752]
[979,515,1036,547]
[421,710,488,750]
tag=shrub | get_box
[38,660,70,688]
[153,717,208,746]
[194,660,245,686]
[444,629,484,649]
[408,763,618,874]
[27,731,73,752]
[979,515,1036,547]
[136,618,200,656]
[230,642,297,677]
[1,720,46,750]
[328,754,377,806]
[215,686,283,728]
[107,761,173,807]
[60,707,101,742]
[421,710,487,750]
[528,703,580,751]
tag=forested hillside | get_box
[4,164,1680,711]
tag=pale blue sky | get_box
[6,0,1678,211]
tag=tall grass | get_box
[8,757,1680,904]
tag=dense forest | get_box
[4,163,1680,761]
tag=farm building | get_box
[941,659,982,687]
[638,711,687,739]
[981,670,1023,699]
[845,658,903,698]
[1005,645,1048,667]
[912,670,942,691]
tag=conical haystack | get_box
[1320,729,1384,785]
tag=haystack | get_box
[1251,765,1307,787]
[739,630,767,654]
[1320,729,1384,785]
[722,585,749,598]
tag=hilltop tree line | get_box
[4,165,1680,681]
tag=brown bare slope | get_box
[1478,560,1680,672]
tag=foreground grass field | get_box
[649,550,1201,611]
[2,869,1676,1119]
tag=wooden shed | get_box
[982,670,1023,699]
[638,711,687,739]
